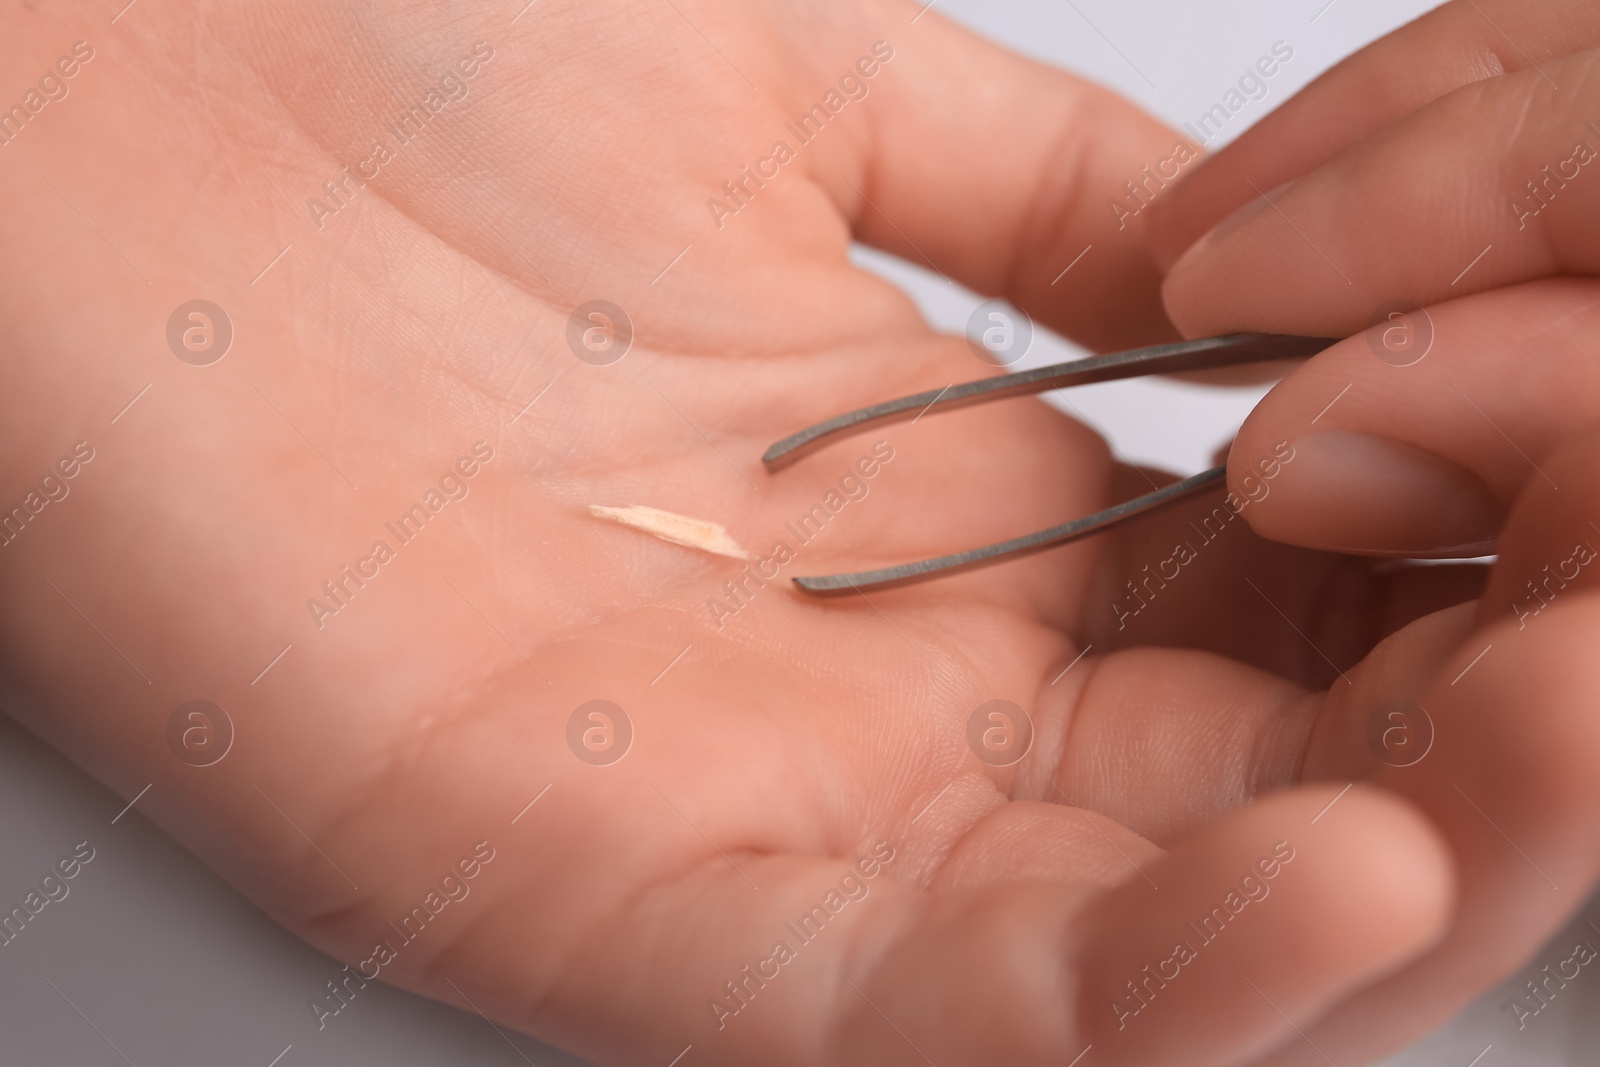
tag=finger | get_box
[1162,48,1600,340]
[1224,278,1600,556]
[1148,0,1600,268]
[1067,786,1452,1067]
[1050,500,1482,851]
[443,630,1452,1067]
[928,799,1164,894]
[429,785,1444,1067]
[1048,647,1316,846]
[1265,430,1600,1064]
[1087,467,1486,687]
[850,5,1184,350]
[816,787,1452,1067]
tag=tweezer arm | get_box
[762,333,1337,471]
[765,332,1341,595]
[795,467,1225,596]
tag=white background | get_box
[5,2,1597,1065]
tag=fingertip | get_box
[1157,217,1257,341]
[1306,784,1458,947]
[1230,427,1506,558]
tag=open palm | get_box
[5,2,1600,1066]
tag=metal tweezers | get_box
[763,333,1338,596]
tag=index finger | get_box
[1148,0,1600,270]
[1161,48,1600,339]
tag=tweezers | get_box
[763,333,1338,596]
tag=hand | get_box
[1145,0,1600,1056]
[2,3,1593,1066]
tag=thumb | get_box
[846,4,1186,351]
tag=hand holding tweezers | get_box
[763,333,1338,595]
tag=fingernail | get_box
[1253,432,1505,556]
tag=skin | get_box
[0,1,1597,1065]
[1148,0,1600,1058]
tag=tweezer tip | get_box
[792,575,856,596]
